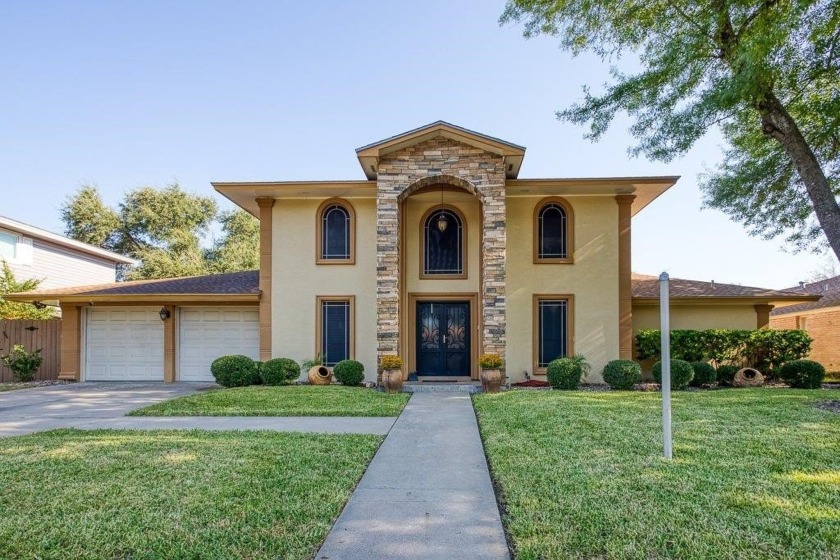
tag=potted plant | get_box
[479,353,504,393]
[379,355,404,393]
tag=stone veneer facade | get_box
[375,137,508,361]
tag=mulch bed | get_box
[511,379,551,388]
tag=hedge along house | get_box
[8,122,820,383]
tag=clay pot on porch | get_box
[381,369,404,394]
[379,355,405,393]
[478,353,505,393]
[308,365,332,385]
[480,369,503,393]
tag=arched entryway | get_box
[399,177,483,378]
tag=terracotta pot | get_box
[480,369,503,393]
[308,365,332,385]
[381,369,404,394]
[733,367,764,387]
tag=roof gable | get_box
[356,121,525,180]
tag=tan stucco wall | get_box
[272,198,378,381]
[405,192,480,294]
[506,196,620,383]
[632,304,758,332]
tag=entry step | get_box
[402,382,482,393]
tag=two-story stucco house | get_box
[0,215,134,289]
[9,122,817,383]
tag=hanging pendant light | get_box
[437,186,448,232]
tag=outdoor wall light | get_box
[159,307,171,321]
[436,212,448,232]
[437,186,448,232]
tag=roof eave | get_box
[632,295,822,305]
[5,293,261,304]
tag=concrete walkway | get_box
[317,392,510,560]
[0,383,395,436]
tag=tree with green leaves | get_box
[61,184,259,280]
[0,261,57,320]
[502,0,840,257]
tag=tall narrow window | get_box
[318,297,354,367]
[534,296,573,371]
[317,199,355,264]
[422,206,465,277]
[534,198,574,263]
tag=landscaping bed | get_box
[0,429,380,559]
[130,385,410,417]
[0,380,69,392]
[474,389,840,559]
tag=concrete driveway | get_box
[0,382,213,437]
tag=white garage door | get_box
[178,307,259,382]
[85,308,164,381]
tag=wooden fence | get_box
[0,319,61,382]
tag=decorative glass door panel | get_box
[416,302,470,376]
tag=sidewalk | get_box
[317,392,509,559]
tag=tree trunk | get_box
[757,92,840,261]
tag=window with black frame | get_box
[423,207,463,276]
[537,298,569,368]
[320,299,350,367]
[320,203,351,261]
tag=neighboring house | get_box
[0,215,134,289]
[8,121,820,384]
[770,275,840,373]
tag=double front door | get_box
[416,301,470,376]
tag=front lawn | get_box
[0,429,380,559]
[130,385,410,417]
[474,389,840,559]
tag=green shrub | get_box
[210,355,259,387]
[652,359,694,390]
[716,365,739,385]
[253,361,263,384]
[636,329,812,377]
[778,359,825,389]
[0,344,43,382]
[601,360,641,390]
[260,358,300,385]
[689,362,717,386]
[547,355,590,390]
[333,360,365,386]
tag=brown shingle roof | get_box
[771,275,840,315]
[631,273,819,301]
[8,270,259,299]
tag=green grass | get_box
[130,385,410,417]
[0,429,380,559]
[474,389,840,559]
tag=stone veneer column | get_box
[616,195,636,360]
[256,197,275,361]
[375,194,400,355]
[481,185,507,357]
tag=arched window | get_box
[535,198,574,263]
[317,199,355,264]
[422,206,465,277]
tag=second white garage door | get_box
[85,308,164,381]
[178,307,259,382]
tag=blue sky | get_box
[0,0,833,288]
